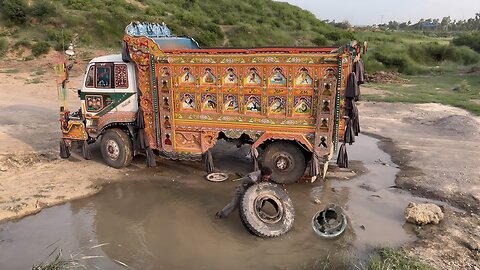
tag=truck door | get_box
[81,61,137,135]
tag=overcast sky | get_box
[277,0,480,25]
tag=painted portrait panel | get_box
[268,96,286,114]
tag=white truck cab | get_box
[79,54,138,138]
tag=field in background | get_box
[364,72,480,115]
[356,30,479,75]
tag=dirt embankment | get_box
[0,53,132,222]
[0,56,479,269]
[359,100,480,269]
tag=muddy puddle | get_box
[0,135,444,269]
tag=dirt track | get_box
[0,57,479,269]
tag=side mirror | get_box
[77,89,81,98]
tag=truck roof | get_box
[89,54,123,63]
[124,22,341,55]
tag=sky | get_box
[277,0,480,26]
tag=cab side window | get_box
[85,65,95,88]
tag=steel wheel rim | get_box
[254,195,284,224]
[206,173,229,182]
[106,139,120,160]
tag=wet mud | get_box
[0,135,446,269]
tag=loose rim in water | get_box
[206,172,229,182]
[312,208,347,239]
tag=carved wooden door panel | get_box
[314,79,336,158]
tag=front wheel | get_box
[101,128,133,168]
[262,142,306,184]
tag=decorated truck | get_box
[58,22,364,184]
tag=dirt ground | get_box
[0,56,479,269]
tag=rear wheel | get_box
[101,128,133,168]
[263,142,306,184]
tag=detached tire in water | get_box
[101,128,133,168]
[262,142,306,184]
[240,182,295,238]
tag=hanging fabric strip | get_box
[352,100,360,136]
[336,143,348,168]
[344,118,355,145]
[250,146,259,171]
[82,140,92,160]
[59,139,70,158]
[345,73,358,99]
[310,153,320,177]
[354,59,365,85]
[205,150,215,173]
[146,147,157,167]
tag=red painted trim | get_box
[163,47,338,55]
[252,132,313,151]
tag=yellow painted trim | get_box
[174,119,315,131]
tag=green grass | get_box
[355,29,480,75]
[297,247,436,270]
[32,69,46,76]
[0,0,347,50]
[26,78,44,84]
[363,72,480,115]
[0,68,20,73]
[32,249,73,270]
[359,248,436,270]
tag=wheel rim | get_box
[254,195,284,224]
[206,173,229,182]
[106,139,120,160]
[273,153,294,172]
[312,207,347,238]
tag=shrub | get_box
[312,35,327,46]
[1,0,28,24]
[325,30,342,41]
[32,41,50,56]
[408,42,479,66]
[13,38,30,49]
[363,56,385,73]
[0,37,8,57]
[452,32,480,53]
[374,50,423,75]
[447,45,479,65]
[454,80,472,92]
[45,28,74,51]
[62,0,95,11]
[30,0,57,20]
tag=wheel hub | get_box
[254,195,284,224]
[106,139,120,160]
[274,154,293,171]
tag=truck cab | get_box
[80,55,138,138]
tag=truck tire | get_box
[101,128,133,168]
[262,142,306,184]
[240,182,295,238]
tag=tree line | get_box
[379,13,480,32]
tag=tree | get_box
[388,20,399,30]
[441,16,451,31]
[0,0,28,24]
